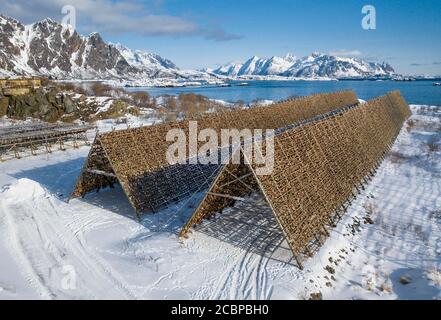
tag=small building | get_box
[0,77,43,96]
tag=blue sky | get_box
[3,0,441,75]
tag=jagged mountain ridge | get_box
[0,15,180,80]
[0,14,398,81]
[213,52,396,79]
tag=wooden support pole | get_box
[206,192,246,201]
[14,145,20,159]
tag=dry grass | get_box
[158,93,227,118]
[406,119,415,132]
[380,277,393,294]
[427,137,440,153]
[363,202,377,224]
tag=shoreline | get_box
[75,77,441,89]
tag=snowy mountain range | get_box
[0,15,195,82]
[0,14,399,83]
[211,52,396,79]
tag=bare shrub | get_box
[131,91,155,109]
[179,93,211,117]
[162,95,178,112]
[90,82,113,96]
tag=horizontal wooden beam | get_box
[206,192,245,201]
[85,169,116,178]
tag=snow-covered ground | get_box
[0,105,440,300]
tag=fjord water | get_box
[135,80,441,105]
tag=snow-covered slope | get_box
[211,62,244,77]
[283,52,395,79]
[213,54,297,77]
[0,105,439,300]
[213,52,396,79]
[0,15,181,80]
[259,54,297,75]
[113,43,180,78]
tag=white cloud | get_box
[1,0,241,40]
[329,49,363,57]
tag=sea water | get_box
[127,80,441,105]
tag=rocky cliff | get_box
[0,15,180,80]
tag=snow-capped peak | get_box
[89,31,100,38]
[212,52,396,79]
[113,43,178,71]
[0,15,183,81]
[211,61,243,77]
[284,53,297,62]
[0,14,19,25]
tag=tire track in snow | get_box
[206,234,274,300]
[47,199,138,299]
[0,180,137,299]
[1,201,55,299]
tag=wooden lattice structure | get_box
[180,91,411,268]
[0,122,94,161]
[71,91,358,214]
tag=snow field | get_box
[0,105,439,299]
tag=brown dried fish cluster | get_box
[71,91,358,213]
[180,91,410,267]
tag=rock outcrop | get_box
[3,87,139,122]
